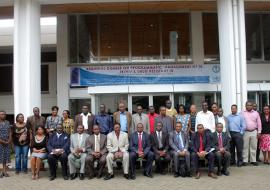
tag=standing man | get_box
[253,103,262,162]
[104,123,129,180]
[169,122,191,177]
[94,104,113,135]
[189,104,197,135]
[165,100,178,118]
[132,105,150,133]
[195,102,216,133]
[155,106,174,134]
[227,104,246,167]
[68,125,89,180]
[241,101,262,166]
[151,122,170,175]
[129,123,154,179]
[47,124,70,181]
[113,102,132,135]
[85,125,107,179]
[26,107,46,138]
[147,106,159,134]
[212,123,231,176]
[74,105,95,135]
[211,103,219,124]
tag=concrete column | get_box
[13,0,41,118]
[217,0,247,114]
[57,14,70,113]
[191,11,204,65]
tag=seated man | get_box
[191,124,217,179]
[212,123,231,176]
[169,122,191,177]
[104,123,129,180]
[85,125,107,179]
[68,125,89,180]
[129,123,154,179]
[151,122,170,175]
[47,124,70,181]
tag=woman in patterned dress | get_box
[62,110,74,136]
[260,105,270,164]
[175,104,190,133]
[45,106,62,135]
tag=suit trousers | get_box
[215,151,231,172]
[172,151,191,173]
[85,154,107,177]
[130,151,154,176]
[48,153,68,177]
[230,131,243,164]
[68,153,87,174]
[154,152,171,172]
[106,152,129,174]
[191,152,215,173]
[243,130,258,163]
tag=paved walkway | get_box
[1,164,270,190]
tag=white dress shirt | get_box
[217,116,227,132]
[81,113,91,130]
[94,134,100,152]
[195,111,215,132]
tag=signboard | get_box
[70,64,220,87]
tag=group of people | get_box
[0,99,269,181]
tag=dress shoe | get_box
[237,162,243,167]
[208,172,218,179]
[174,172,180,178]
[257,159,262,162]
[124,174,129,180]
[144,172,153,178]
[216,171,222,176]
[129,174,136,180]
[79,173,85,180]
[104,173,114,180]
[251,162,258,166]
[222,170,230,176]
[242,162,248,166]
[195,172,201,179]
[70,173,77,180]
[63,175,69,180]
[97,174,102,179]
[49,176,56,181]
[88,175,94,180]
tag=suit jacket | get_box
[74,113,95,134]
[106,131,129,153]
[47,132,70,154]
[70,133,89,154]
[26,115,46,135]
[169,130,189,152]
[129,132,151,155]
[190,132,212,153]
[212,132,230,151]
[113,111,132,134]
[85,133,107,155]
[151,131,169,154]
[132,113,150,134]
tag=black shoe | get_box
[63,175,69,180]
[97,174,102,179]
[237,162,243,167]
[257,159,262,162]
[242,162,248,166]
[104,173,114,180]
[79,173,85,180]
[124,174,129,179]
[49,176,56,181]
[174,172,180,177]
[217,171,222,176]
[251,162,258,166]
[129,174,136,180]
[222,170,230,176]
[88,175,94,180]
[70,173,77,180]
[144,172,153,178]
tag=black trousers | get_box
[48,153,68,177]
[191,152,215,173]
[130,151,154,176]
[230,131,243,164]
[256,139,261,161]
[154,153,171,172]
[215,151,231,172]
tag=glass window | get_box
[69,99,91,118]
[162,13,190,62]
[246,14,262,61]
[96,94,128,114]
[131,14,160,61]
[203,13,219,62]
[0,66,12,93]
[262,14,270,60]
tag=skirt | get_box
[260,134,270,151]
[0,144,10,164]
[31,152,47,159]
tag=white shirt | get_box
[94,134,100,152]
[156,131,162,139]
[217,116,227,132]
[81,113,91,130]
[195,111,215,132]
[78,133,83,148]
[56,133,62,138]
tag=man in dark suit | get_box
[191,124,217,179]
[85,125,107,179]
[129,123,154,179]
[212,123,231,176]
[169,122,191,177]
[47,124,70,181]
[151,122,170,175]
[74,105,95,134]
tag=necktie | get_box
[158,132,162,149]
[78,134,82,148]
[218,133,223,149]
[95,135,100,152]
[199,134,204,152]
[178,133,183,150]
[138,133,143,152]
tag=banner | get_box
[70,64,220,87]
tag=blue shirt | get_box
[94,114,113,134]
[227,113,246,134]
[120,112,128,132]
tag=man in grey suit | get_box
[169,122,191,177]
[104,123,129,180]
[85,125,107,179]
[68,125,89,180]
[132,105,150,133]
